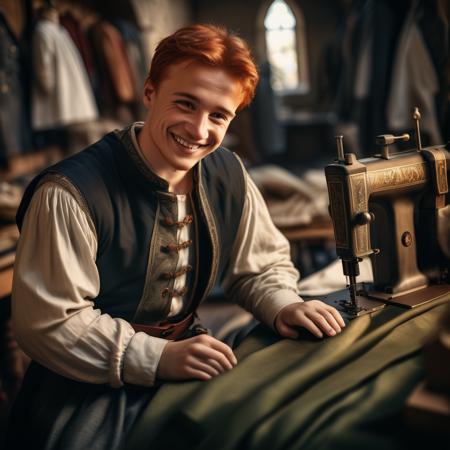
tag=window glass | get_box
[264,0,299,91]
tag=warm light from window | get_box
[264,0,299,91]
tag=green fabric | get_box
[126,294,450,450]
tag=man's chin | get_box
[170,151,205,170]
[171,160,197,172]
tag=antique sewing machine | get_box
[324,108,449,318]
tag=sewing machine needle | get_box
[349,275,358,307]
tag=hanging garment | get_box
[32,18,98,130]
[112,19,147,93]
[0,13,28,160]
[59,11,99,104]
[87,20,136,116]
[331,0,400,155]
[250,62,286,160]
[387,1,443,145]
[418,0,449,140]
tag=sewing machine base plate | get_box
[314,290,385,321]
[314,284,450,320]
[368,284,450,308]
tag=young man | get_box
[9,24,344,449]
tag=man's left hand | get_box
[275,300,345,339]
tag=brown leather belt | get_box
[131,313,194,340]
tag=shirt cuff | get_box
[256,289,304,331]
[122,332,168,386]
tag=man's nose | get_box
[185,113,209,141]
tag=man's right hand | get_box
[156,334,237,381]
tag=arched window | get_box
[261,0,309,93]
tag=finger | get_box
[184,368,213,381]
[319,310,342,334]
[310,301,345,329]
[276,321,300,339]
[189,358,221,378]
[299,316,324,338]
[326,305,346,328]
[201,337,238,366]
[191,345,234,371]
[206,358,226,374]
[306,312,338,336]
[208,341,237,366]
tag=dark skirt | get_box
[6,361,158,450]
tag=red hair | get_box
[148,24,259,110]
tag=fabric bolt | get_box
[31,18,98,130]
[126,293,450,450]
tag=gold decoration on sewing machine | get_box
[326,107,450,319]
[368,163,427,191]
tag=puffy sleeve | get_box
[12,182,167,387]
[222,173,303,329]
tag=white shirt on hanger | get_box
[32,18,98,130]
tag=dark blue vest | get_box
[17,128,246,323]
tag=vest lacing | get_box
[161,286,188,298]
[163,214,193,228]
[165,240,193,253]
[161,265,193,280]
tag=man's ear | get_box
[143,81,155,108]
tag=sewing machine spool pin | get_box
[413,106,422,151]
[335,135,345,162]
[376,133,410,159]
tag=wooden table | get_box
[278,221,336,276]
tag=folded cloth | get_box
[249,165,329,228]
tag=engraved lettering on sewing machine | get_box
[368,162,426,192]
[349,173,370,253]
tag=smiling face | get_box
[138,60,243,189]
